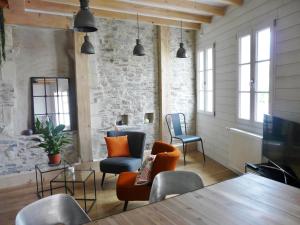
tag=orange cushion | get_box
[104,136,131,157]
[116,172,151,201]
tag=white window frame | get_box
[197,43,216,115]
[237,22,274,126]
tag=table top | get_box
[35,160,70,173]
[87,173,300,225]
[51,170,94,183]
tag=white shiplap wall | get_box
[196,0,300,167]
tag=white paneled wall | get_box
[196,0,300,167]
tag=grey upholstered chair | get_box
[15,194,91,225]
[100,131,146,186]
[166,113,205,165]
[149,171,204,203]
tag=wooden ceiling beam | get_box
[119,0,225,16]
[43,0,212,24]
[4,8,72,29]
[217,0,243,6]
[25,0,201,30]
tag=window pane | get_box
[199,71,205,91]
[32,79,45,96]
[206,48,213,70]
[46,97,58,114]
[206,91,213,112]
[199,91,204,111]
[199,51,204,71]
[256,61,270,92]
[255,93,269,122]
[240,35,251,64]
[257,28,271,61]
[34,97,46,114]
[45,78,57,96]
[206,70,213,91]
[240,64,251,91]
[239,92,250,120]
[58,79,69,94]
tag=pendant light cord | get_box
[181,21,183,43]
[137,13,140,39]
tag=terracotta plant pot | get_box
[48,153,61,165]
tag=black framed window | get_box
[31,77,74,131]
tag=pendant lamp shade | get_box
[74,0,97,32]
[176,21,187,58]
[133,39,145,56]
[133,13,145,56]
[81,34,95,54]
[176,43,187,58]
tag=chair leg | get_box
[170,138,173,144]
[200,139,206,163]
[101,173,106,187]
[183,142,186,166]
[123,201,128,211]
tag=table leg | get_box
[50,181,53,195]
[35,167,39,198]
[93,171,97,200]
[40,172,44,198]
[83,182,87,212]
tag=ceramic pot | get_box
[48,153,61,165]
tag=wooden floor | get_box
[0,150,237,225]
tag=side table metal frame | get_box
[50,170,97,213]
[35,161,70,198]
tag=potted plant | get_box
[35,118,70,165]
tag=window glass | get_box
[257,28,271,61]
[240,35,251,64]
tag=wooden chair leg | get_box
[123,201,128,211]
[200,139,206,163]
[101,173,106,187]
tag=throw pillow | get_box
[135,155,156,186]
[104,135,131,157]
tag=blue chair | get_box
[165,113,205,165]
[100,131,146,186]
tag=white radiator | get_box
[228,128,263,174]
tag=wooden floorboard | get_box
[0,150,237,225]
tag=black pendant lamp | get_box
[81,34,95,54]
[133,13,145,56]
[176,21,187,58]
[74,0,98,32]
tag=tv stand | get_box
[245,162,300,188]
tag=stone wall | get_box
[89,19,159,159]
[169,28,196,135]
[0,26,79,175]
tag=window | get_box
[238,27,271,123]
[198,45,215,114]
[31,77,74,131]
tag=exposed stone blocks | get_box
[89,19,159,159]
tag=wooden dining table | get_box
[87,173,300,225]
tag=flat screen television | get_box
[263,114,300,181]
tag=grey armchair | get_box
[100,131,146,186]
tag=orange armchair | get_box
[116,141,180,211]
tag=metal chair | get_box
[15,194,91,225]
[149,171,204,203]
[165,113,205,165]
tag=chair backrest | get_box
[165,113,187,137]
[150,141,181,181]
[149,171,204,203]
[15,194,91,225]
[107,131,146,158]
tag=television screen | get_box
[263,114,300,179]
